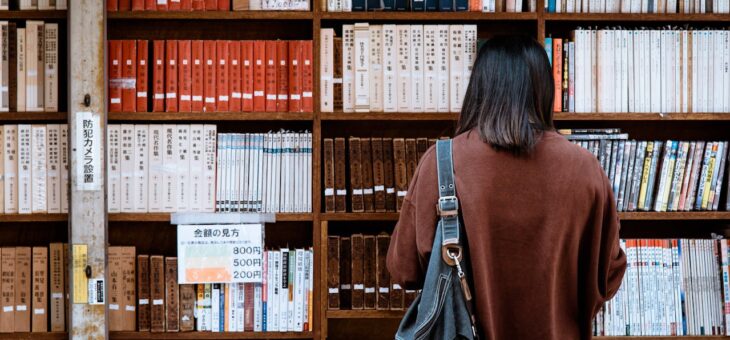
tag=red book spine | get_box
[132,0,145,10]
[180,0,192,9]
[204,0,216,9]
[242,41,254,112]
[288,40,301,113]
[165,40,179,112]
[169,0,181,10]
[276,41,289,113]
[121,40,137,112]
[136,40,149,112]
[228,41,242,112]
[178,40,192,112]
[145,0,156,10]
[552,38,562,113]
[109,40,123,112]
[216,41,230,112]
[264,41,277,112]
[217,0,229,10]
[252,41,266,112]
[191,40,204,112]
[157,0,168,10]
[107,0,119,11]
[119,0,131,10]
[192,0,205,9]
[203,40,217,112]
[301,40,313,113]
[152,40,166,112]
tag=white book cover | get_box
[30,124,46,213]
[17,124,31,214]
[423,25,438,112]
[410,25,425,112]
[342,25,355,113]
[320,29,334,113]
[254,284,263,331]
[268,251,279,331]
[436,25,450,113]
[0,128,3,212]
[107,125,121,213]
[29,21,44,112]
[307,133,312,212]
[38,0,52,9]
[369,25,383,112]
[382,25,398,112]
[0,22,8,112]
[714,31,722,113]
[44,24,58,112]
[162,124,177,212]
[354,23,370,113]
[0,0,7,10]
[147,125,163,212]
[286,250,295,331]
[463,25,478,103]
[724,31,730,112]
[650,30,661,112]
[3,125,16,214]
[133,125,149,212]
[279,248,289,331]
[235,283,244,332]
[211,284,220,332]
[176,125,190,212]
[294,248,305,331]
[188,125,204,212]
[449,25,464,113]
[60,124,68,213]
[396,25,412,112]
[19,0,36,9]
[46,124,60,213]
[203,125,216,212]
[119,124,134,212]
[227,284,236,332]
[215,134,224,212]
[17,28,25,112]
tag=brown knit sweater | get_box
[387,129,627,339]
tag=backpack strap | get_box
[436,139,461,265]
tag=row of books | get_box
[327,232,416,310]
[323,137,437,213]
[595,238,729,336]
[0,124,68,215]
[325,0,534,12]
[0,21,59,113]
[548,29,730,113]
[320,24,477,113]
[563,129,728,212]
[108,40,314,114]
[546,0,729,12]
[109,248,314,333]
[0,0,66,10]
[107,0,309,11]
[216,131,312,213]
[0,244,68,333]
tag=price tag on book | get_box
[177,224,264,284]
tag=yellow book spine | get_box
[224,284,230,332]
[638,142,654,210]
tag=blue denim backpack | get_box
[395,139,480,340]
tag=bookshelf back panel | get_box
[0,222,68,246]
[327,318,400,340]
[620,220,730,239]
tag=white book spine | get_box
[31,124,47,213]
[294,248,305,332]
[254,284,263,331]
[188,125,205,212]
[44,24,58,112]
[449,25,465,113]
[59,124,68,213]
[176,125,190,212]
[147,125,163,212]
[25,22,39,112]
[228,284,236,332]
[0,23,8,112]
[320,29,334,113]
[396,25,412,112]
[436,25,450,113]
[203,125,217,212]
[107,125,121,213]
[410,25,425,113]
[17,124,31,214]
[369,26,383,112]
[162,124,177,212]
[211,284,220,332]
[3,125,17,214]
[120,124,135,212]
[382,25,398,112]
[423,25,439,113]
[342,25,355,113]
[133,125,149,212]
[354,23,370,113]
[279,249,289,331]
[463,25,478,103]
[17,28,25,113]
[269,251,280,332]
[46,124,60,213]
[235,283,245,332]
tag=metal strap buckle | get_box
[437,196,459,218]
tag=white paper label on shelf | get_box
[166,93,177,99]
[302,91,313,98]
[110,98,121,104]
[290,94,301,100]
[88,278,105,305]
[154,93,164,99]
[352,189,363,195]
[392,284,402,290]
[205,97,215,103]
[218,95,229,102]
[193,96,203,101]
[126,305,136,311]
[324,188,334,196]
[34,309,45,315]
[328,288,339,294]
[180,95,191,101]
[153,299,164,305]
[51,293,63,299]
[137,92,147,98]
[254,91,264,97]
[16,305,27,311]
[353,284,364,290]
[379,287,390,293]
[109,304,119,310]
[336,189,347,196]
[363,188,373,195]
[266,94,277,100]
[386,188,395,194]
[3,306,13,312]
[374,185,385,192]
[365,287,375,294]
[74,112,102,191]
[243,93,253,99]
[397,191,408,197]
[139,299,149,305]
[278,94,288,100]
[232,92,242,99]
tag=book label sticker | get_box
[74,112,102,191]
[88,278,105,305]
[177,223,264,284]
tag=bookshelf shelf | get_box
[0,10,67,19]
[0,333,67,339]
[595,337,730,340]
[326,310,405,319]
[544,13,730,22]
[321,112,458,121]
[108,112,314,122]
[320,11,537,20]
[553,112,730,121]
[109,331,315,339]
[0,214,67,222]
[108,213,314,222]
[321,212,730,222]
[0,112,67,121]
[107,11,313,20]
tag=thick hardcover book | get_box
[14,247,30,332]
[8,23,16,113]
[203,40,217,112]
[264,41,278,112]
[216,41,230,112]
[361,138,375,212]
[350,234,365,309]
[320,30,334,112]
[334,137,347,212]
[121,248,136,331]
[150,255,165,332]
[371,138,386,212]
[253,41,266,112]
[301,40,313,112]
[276,40,289,112]
[228,41,242,112]
[49,244,63,331]
[165,257,179,332]
[349,137,364,212]
[393,138,408,211]
[327,236,340,309]
[333,37,343,111]
[122,40,137,112]
[152,40,165,112]
[339,237,352,309]
[137,255,151,331]
[405,138,418,185]
[109,40,123,112]
[324,139,336,213]
[376,234,391,310]
[288,40,302,113]
[191,40,204,112]
[31,247,47,332]
[242,41,255,112]
[390,280,404,310]
[108,248,124,331]
[178,285,195,332]
[416,138,428,162]
[0,248,15,332]
[383,138,396,212]
[552,38,562,112]
[178,40,192,113]
[363,235,376,309]
[136,40,149,112]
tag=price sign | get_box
[177,224,264,284]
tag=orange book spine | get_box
[132,0,144,10]
[192,0,205,9]
[122,40,137,112]
[218,0,229,10]
[180,0,192,9]
[145,0,156,10]
[276,41,289,113]
[252,41,266,112]
[552,38,562,113]
[229,41,242,112]
[191,40,204,112]
[242,41,255,112]
[216,41,230,112]
[165,40,179,112]
[203,40,217,112]
[469,0,479,10]
[301,40,313,113]
[136,40,149,112]
[108,0,119,11]
[119,0,131,10]
[109,40,123,113]
[204,0,216,9]
[178,40,192,112]
[169,0,181,10]
[264,41,278,112]
[152,40,166,112]
[157,0,168,10]
[288,40,301,113]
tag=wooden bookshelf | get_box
[108,212,314,222]
[109,332,315,339]
[0,214,67,222]
[0,112,67,121]
[108,10,313,20]
[109,112,314,121]
[320,11,536,20]
[0,10,67,19]
[326,310,405,319]
[0,333,68,339]
[544,12,730,21]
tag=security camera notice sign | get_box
[177,224,264,284]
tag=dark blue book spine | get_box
[219,284,225,331]
[383,0,395,9]
[367,0,383,10]
[395,0,408,10]
[438,0,452,11]
[352,0,366,11]
[411,0,425,10]
[454,0,467,10]
[425,0,437,10]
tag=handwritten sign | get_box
[74,112,101,191]
[177,224,264,284]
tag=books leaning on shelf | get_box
[216,131,312,213]
[0,21,59,113]
[320,24,477,113]
[323,136,438,213]
[324,0,534,12]
[108,39,313,114]
[327,232,416,311]
[596,238,730,336]
[0,0,66,10]
[547,29,730,113]
[546,0,730,13]
[561,129,729,212]
[111,248,314,333]
[0,124,69,215]
[107,0,310,11]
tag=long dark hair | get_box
[456,35,554,155]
